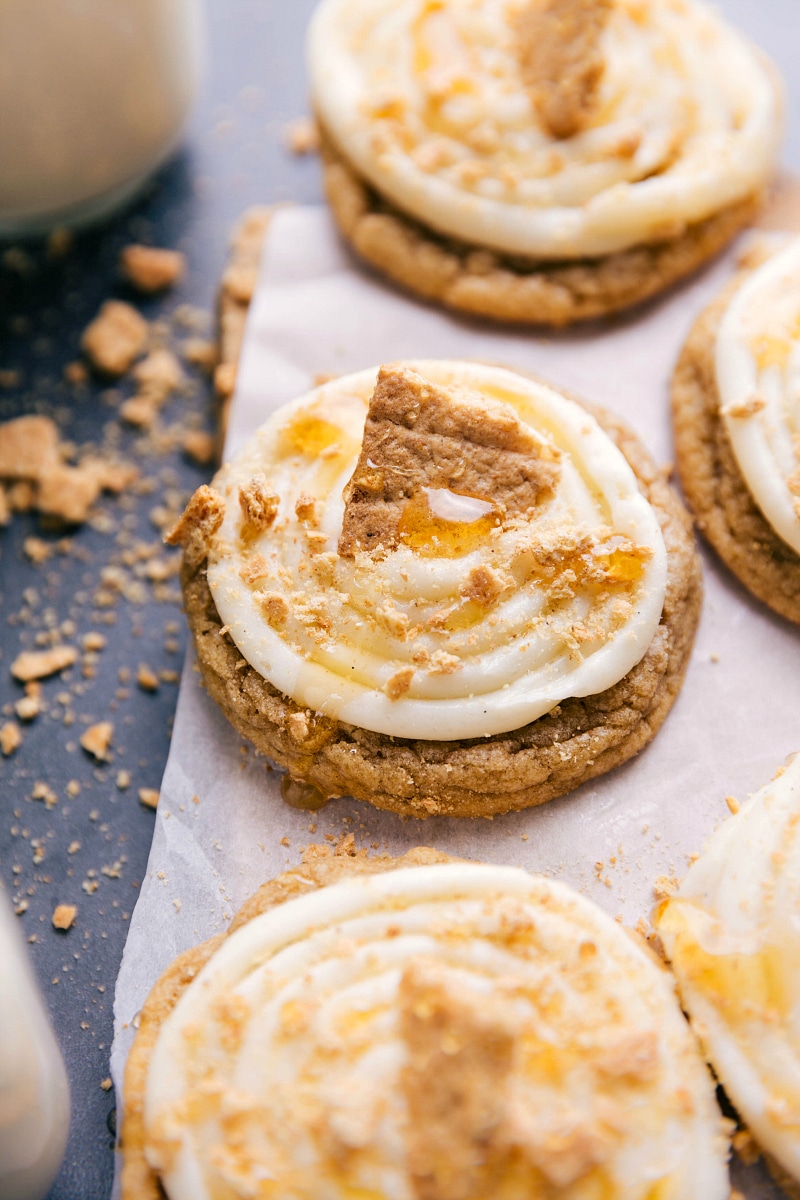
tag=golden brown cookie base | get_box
[671,277,800,625]
[183,394,701,818]
[120,845,452,1200]
[320,129,761,328]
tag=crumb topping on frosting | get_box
[201,361,667,741]
[309,0,779,260]
[143,863,731,1200]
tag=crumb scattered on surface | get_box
[120,244,186,294]
[0,722,22,756]
[81,300,148,377]
[11,645,78,682]
[52,904,77,931]
[136,664,159,692]
[725,795,740,815]
[182,430,215,466]
[138,788,159,810]
[653,873,679,901]
[284,115,320,156]
[80,721,114,762]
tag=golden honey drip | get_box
[398,487,500,557]
[280,410,345,457]
[592,545,647,584]
[280,775,329,812]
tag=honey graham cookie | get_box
[671,236,800,624]
[656,753,800,1197]
[169,360,701,818]
[122,845,732,1200]
[308,0,781,327]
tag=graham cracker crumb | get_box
[516,0,613,139]
[653,873,679,901]
[0,415,59,478]
[138,788,159,810]
[460,564,513,606]
[295,492,319,525]
[100,1077,113,1092]
[427,650,461,676]
[80,721,114,762]
[720,394,767,419]
[182,337,218,372]
[120,244,186,293]
[182,430,216,466]
[136,664,159,692]
[165,485,225,560]
[261,591,290,625]
[52,904,77,931]
[14,694,40,721]
[11,645,78,682]
[385,666,414,700]
[239,473,279,536]
[287,711,310,743]
[725,795,740,815]
[81,300,148,376]
[0,722,22,756]
[284,115,320,156]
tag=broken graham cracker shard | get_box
[516,0,613,139]
[338,365,560,558]
[165,485,225,568]
[400,958,519,1200]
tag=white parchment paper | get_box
[112,206,800,1198]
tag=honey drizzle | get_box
[398,487,500,557]
[280,776,328,812]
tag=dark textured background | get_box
[0,2,795,1197]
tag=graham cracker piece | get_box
[81,300,149,377]
[120,245,186,294]
[517,0,613,139]
[399,959,517,1200]
[165,485,226,568]
[338,365,560,557]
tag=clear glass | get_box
[0,0,204,237]
[0,890,71,1200]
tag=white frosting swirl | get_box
[144,862,730,1200]
[657,754,800,1185]
[309,0,780,260]
[206,362,667,741]
[717,237,800,556]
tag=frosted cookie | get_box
[672,236,800,624]
[121,846,731,1200]
[308,0,781,327]
[656,754,800,1195]
[168,360,701,817]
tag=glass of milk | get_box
[0,0,204,237]
[0,889,71,1200]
